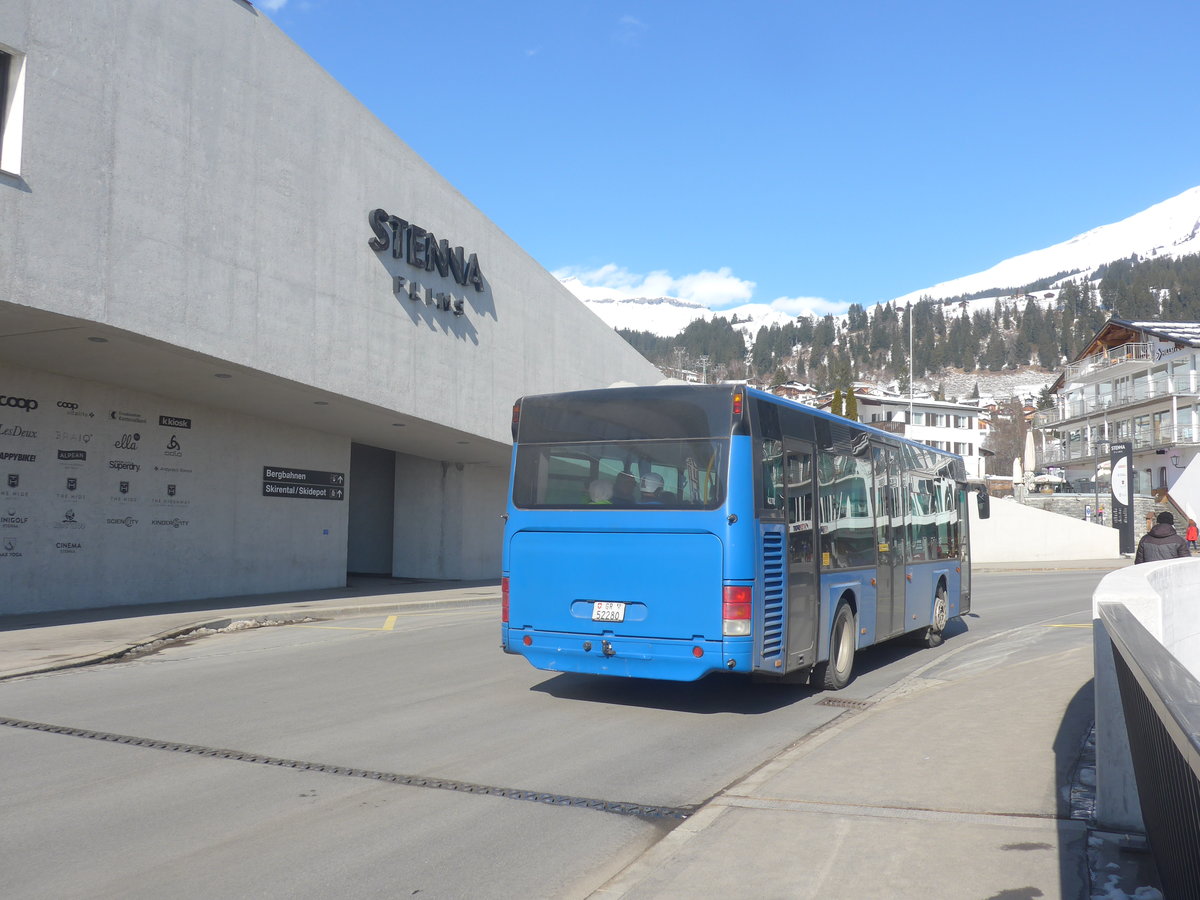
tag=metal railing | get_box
[1060,341,1154,384]
[1039,425,1199,464]
[1034,375,1200,428]
[1097,601,1200,899]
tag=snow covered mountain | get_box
[892,185,1200,305]
[565,185,1200,337]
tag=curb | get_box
[0,594,500,682]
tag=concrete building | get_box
[0,1,661,614]
[1033,318,1200,519]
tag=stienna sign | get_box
[368,208,483,318]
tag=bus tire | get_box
[815,601,856,691]
[915,584,949,648]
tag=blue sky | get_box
[261,0,1200,317]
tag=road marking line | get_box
[382,615,397,631]
[1042,624,1092,628]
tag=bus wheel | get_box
[916,585,949,648]
[815,601,856,691]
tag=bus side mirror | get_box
[976,489,991,519]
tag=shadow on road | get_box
[530,616,974,715]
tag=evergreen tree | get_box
[845,388,859,422]
[830,388,844,417]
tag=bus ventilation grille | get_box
[760,530,785,659]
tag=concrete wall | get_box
[1092,559,1200,831]
[392,453,508,580]
[0,361,349,613]
[969,496,1121,562]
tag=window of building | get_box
[910,412,924,425]
[0,45,25,176]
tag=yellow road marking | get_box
[382,615,397,631]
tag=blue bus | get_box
[500,385,989,688]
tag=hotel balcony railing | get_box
[1060,341,1154,384]
[1038,424,1199,464]
[1034,374,1200,428]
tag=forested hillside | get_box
[616,254,1200,391]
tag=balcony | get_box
[1039,423,1199,465]
[1060,341,1153,384]
[1034,374,1200,428]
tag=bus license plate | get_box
[592,601,626,622]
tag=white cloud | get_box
[555,264,756,309]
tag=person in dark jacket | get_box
[1134,511,1191,563]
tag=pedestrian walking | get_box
[1187,519,1199,552]
[1135,511,1190,563]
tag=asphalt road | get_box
[0,572,1101,899]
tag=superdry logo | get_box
[114,433,140,450]
[151,518,189,528]
[0,452,36,463]
[108,460,140,472]
[57,450,87,462]
[0,395,38,411]
[159,415,191,429]
[105,516,138,527]
[0,424,37,439]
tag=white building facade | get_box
[0,1,662,614]
[851,392,987,479]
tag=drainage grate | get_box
[816,697,874,710]
[0,716,692,820]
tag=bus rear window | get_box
[512,439,727,510]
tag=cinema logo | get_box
[368,208,483,318]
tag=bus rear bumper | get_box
[504,628,751,682]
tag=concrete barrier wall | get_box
[969,495,1121,562]
[1092,558,1200,831]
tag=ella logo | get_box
[114,433,140,450]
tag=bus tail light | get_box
[722,585,752,636]
[510,399,522,440]
[501,576,510,623]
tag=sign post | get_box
[1110,442,1134,555]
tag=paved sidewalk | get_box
[0,561,1158,898]
[0,577,502,681]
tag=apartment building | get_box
[1033,319,1200,501]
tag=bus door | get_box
[783,439,818,670]
[872,443,906,639]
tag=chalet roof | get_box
[1122,320,1200,347]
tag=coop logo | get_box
[151,517,189,528]
[57,450,87,462]
[158,415,191,429]
[114,433,140,450]
[110,410,146,424]
[108,460,141,472]
[0,424,37,439]
[105,516,138,527]
[1,538,22,558]
[58,401,78,410]
[0,395,38,411]
[1,510,28,527]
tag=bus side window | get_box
[761,439,784,510]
